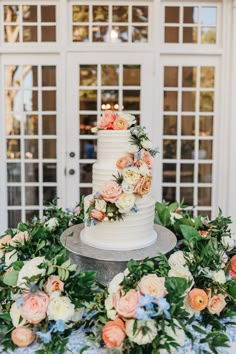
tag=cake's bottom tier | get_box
[81,195,157,251]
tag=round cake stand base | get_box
[60,224,177,285]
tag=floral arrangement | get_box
[86,112,158,226]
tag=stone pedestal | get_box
[61,223,177,285]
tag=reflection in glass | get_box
[25,163,39,182]
[80,90,97,110]
[181,116,195,135]
[42,91,56,111]
[164,27,179,43]
[8,186,21,205]
[73,5,89,22]
[163,116,177,135]
[23,90,38,111]
[123,90,140,110]
[7,163,21,182]
[80,163,93,183]
[182,67,196,87]
[164,67,178,87]
[165,7,179,23]
[183,7,198,23]
[41,6,56,22]
[8,210,21,228]
[73,26,89,42]
[102,65,119,86]
[197,210,211,218]
[26,210,39,222]
[112,6,128,22]
[23,26,37,42]
[43,163,57,182]
[43,139,56,159]
[198,187,211,206]
[42,66,56,86]
[4,26,20,42]
[25,187,39,205]
[23,6,37,22]
[132,6,148,22]
[4,5,19,22]
[132,26,148,42]
[201,27,216,44]
[199,164,212,182]
[164,91,178,111]
[163,140,177,159]
[80,187,92,196]
[181,164,194,182]
[180,187,194,205]
[80,65,97,86]
[6,115,21,135]
[111,26,128,42]
[182,92,196,111]
[123,65,140,86]
[25,115,38,135]
[181,140,195,159]
[80,115,97,134]
[42,26,56,42]
[163,187,176,203]
[5,90,20,111]
[102,90,118,109]
[199,116,213,136]
[42,115,56,135]
[23,66,38,87]
[7,139,21,159]
[183,27,198,43]
[163,163,176,182]
[201,7,217,26]
[80,140,97,159]
[200,67,215,88]
[92,26,108,42]
[199,140,212,159]
[25,139,38,159]
[200,92,214,112]
[93,6,108,22]
[43,186,57,203]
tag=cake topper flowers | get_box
[91,111,136,132]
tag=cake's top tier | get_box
[97,130,132,165]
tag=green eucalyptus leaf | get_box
[3,270,19,286]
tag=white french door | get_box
[65,52,155,207]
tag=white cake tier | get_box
[81,195,157,251]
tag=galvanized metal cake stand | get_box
[60,224,177,285]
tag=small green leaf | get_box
[3,270,19,286]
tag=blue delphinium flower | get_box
[16,295,25,307]
[53,320,65,333]
[157,297,171,319]
[139,294,156,309]
[36,331,52,343]
[136,307,149,322]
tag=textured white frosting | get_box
[81,129,157,251]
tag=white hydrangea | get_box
[45,217,59,231]
[168,251,186,268]
[221,235,235,251]
[126,319,157,345]
[17,257,45,288]
[212,270,226,284]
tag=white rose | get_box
[45,217,59,231]
[17,257,45,288]
[121,180,135,194]
[170,212,183,224]
[123,166,140,185]
[212,270,226,284]
[118,113,136,127]
[115,193,136,214]
[164,319,186,347]
[47,296,75,322]
[95,198,107,212]
[126,319,157,345]
[108,272,124,294]
[139,162,150,176]
[10,302,27,327]
[183,296,200,318]
[168,251,186,268]
[168,265,193,284]
[5,250,18,267]
[105,294,117,320]
[221,236,235,251]
[141,139,152,150]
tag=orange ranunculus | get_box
[102,318,126,348]
[116,155,133,170]
[229,255,236,279]
[187,288,208,311]
[90,208,105,221]
[11,327,35,348]
[98,111,117,130]
[113,117,128,130]
[134,176,152,196]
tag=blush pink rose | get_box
[140,149,153,168]
[113,117,128,130]
[134,176,152,196]
[90,208,105,221]
[100,181,122,203]
[114,289,139,318]
[11,327,35,348]
[207,292,226,316]
[102,318,126,348]
[229,255,236,279]
[10,231,30,247]
[116,155,133,170]
[138,274,167,300]
[0,234,12,250]
[98,111,117,130]
[20,291,49,324]
[45,275,64,295]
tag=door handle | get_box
[69,169,75,175]
[69,152,75,157]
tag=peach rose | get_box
[100,181,122,203]
[229,255,236,279]
[20,291,49,324]
[113,117,128,130]
[90,208,105,221]
[187,288,208,311]
[134,176,152,196]
[102,318,126,348]
[116,155,133,170]
[0,234,12,250]
[98,111,117,130]
[10,231,30,247]
[207,292,226,316]
[45,275,64,295]
[114,289,139,318]
[199,230,210,238]
[11,327,35,348]
[140,150,153,168]
[138,274,167,300]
